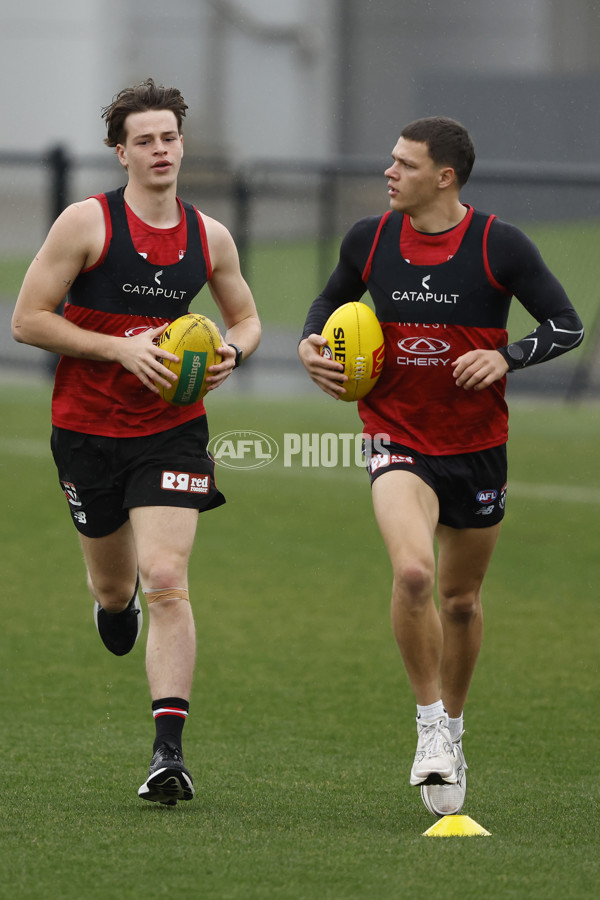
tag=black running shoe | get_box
[93,592,143,656]
[138,743,195,805]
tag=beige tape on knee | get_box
[144,587,190,605]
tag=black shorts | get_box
[51,415,226,538]
[366,441,507,529]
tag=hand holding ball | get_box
[320,302,385,401]
[154,313,222,405]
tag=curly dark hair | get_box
[101,77,188,147]
[401,116,475,188]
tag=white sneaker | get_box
[421,736,468,816]
[410,715,457,786]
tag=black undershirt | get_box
[301,215,583,370]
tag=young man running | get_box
[298,116,583,816]
[12,78,261,805]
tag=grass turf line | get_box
[1,386,599,899]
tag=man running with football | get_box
[12,78,261,805]
[298,116,583,816]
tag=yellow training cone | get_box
[423,815,491,837]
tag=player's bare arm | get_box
[202,215,261,390]
[298,334,348,399]
[11,198,180,393]
[452,349,509,391]
[12,199,101,350]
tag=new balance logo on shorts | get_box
[161,471,210,494]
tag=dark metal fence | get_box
[2,147,599,398]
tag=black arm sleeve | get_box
[487,219,584,370]
[300,217,380,340]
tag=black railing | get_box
[1,146,599,399]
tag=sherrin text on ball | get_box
[320,302,385,401]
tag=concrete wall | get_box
[337,0,600,159]
[1,0,337,160]
[3,0,600,254]
[4,0,600,164]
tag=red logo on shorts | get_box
[369,454,390,473]
[161,471,210,494]
[369,453,415,474]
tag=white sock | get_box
[448,714,464,742]
[416,700,446,722]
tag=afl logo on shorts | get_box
[476,489,498,504]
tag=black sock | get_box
[152,697,189,753]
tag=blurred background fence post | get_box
[46,145,71,226]
[1,149,598,401]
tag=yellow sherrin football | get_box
[155,313,222,405]
[320,302,385,401]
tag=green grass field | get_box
[207,219,600,350]
[1,384,599,899]
[3,217,600,333]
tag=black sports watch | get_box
[228,343,243,369]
